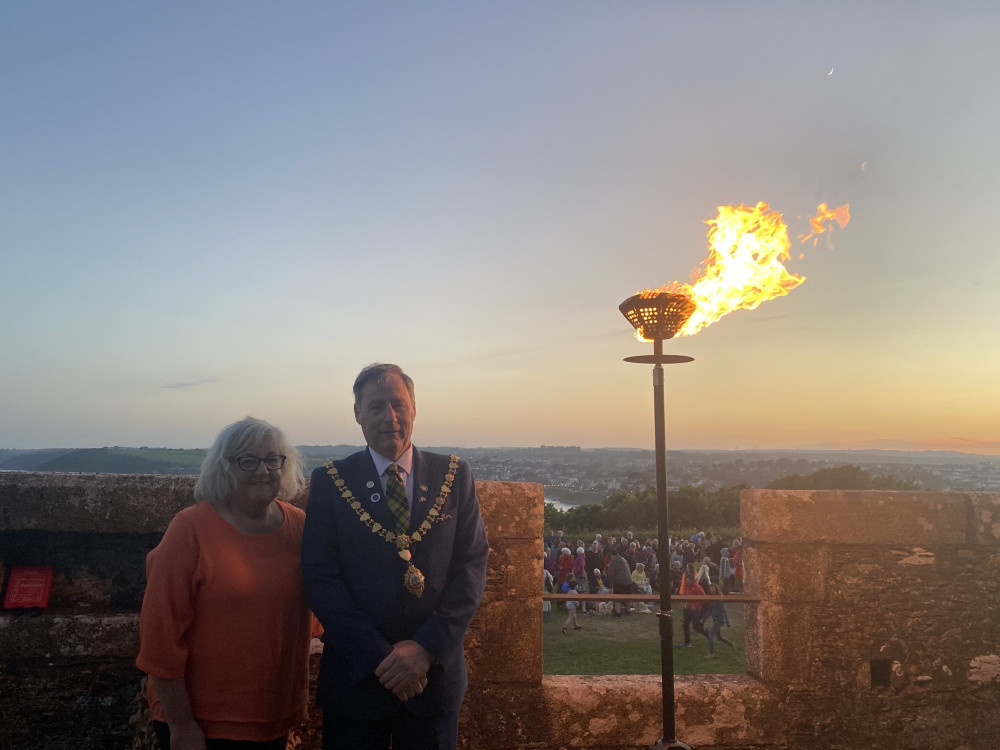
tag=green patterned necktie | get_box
[386,463,410,534]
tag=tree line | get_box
[544,464,916,531]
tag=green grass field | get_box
[543,603,746,675]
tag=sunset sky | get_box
[3,3,999,454]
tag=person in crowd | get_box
[594,567,611,596]
[585,540,604,601]
[731,539,745,593]
[695,556,714,590]
[681,539,696,568]
[603,537,618,572]
[543,545,555,577]
[706,533,724,564]
[552,530,565,552]
[701,583,732,657]
[556,546,575,588]
[542,568,554,621]
[678,570,706,647]
[572,546,587,583]
[637,541,652,569]
[718,547,734,594]
[560,572,583,633]
[624,541,638,573]
[607,548,634,616]
[671,540,685,569]
[572,546,590,613]
[302,363,489,750]
[137,417,313,750]
[668,561,683,595]
[631,562,653,613]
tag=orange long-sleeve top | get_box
[137,500,313,741]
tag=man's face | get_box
[355,373,416,460]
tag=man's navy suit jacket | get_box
[302,447,489,719]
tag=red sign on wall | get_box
[3,566,53,609]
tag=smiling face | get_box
[229,439,282,511]
[354,373,416,460]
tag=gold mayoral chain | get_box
[324,455,458,597]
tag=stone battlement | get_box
[1,472,998,749]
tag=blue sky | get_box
[3,2,999,453]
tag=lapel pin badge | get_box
[366,480,375,489]
[370,493,381,503]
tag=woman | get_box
[555,546,575,588]
[695,556,714,590]
[678,570,706,647]
[137,417,313,750]
[631,562,653,613]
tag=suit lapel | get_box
[408,447,437,532]
[348,450,397,531]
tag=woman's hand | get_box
[167,720,207,750]
[151,676,206,750]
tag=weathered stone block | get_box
[478,481,544,542]
[967,491,1000,544]
[0,613,140,660]
[466,597,542,685]
[744,601,813,686]
[0,472,198,533]
[743,543,831,603]
[741,489,967,546]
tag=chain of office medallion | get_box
[324,454,458,549]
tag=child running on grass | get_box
[561,573,583,634]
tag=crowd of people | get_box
[542,528,744,653]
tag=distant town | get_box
[2,445,997,508]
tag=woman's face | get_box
[230,439,282,510]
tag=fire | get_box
[799,202,851,246]
[634,201,850,339]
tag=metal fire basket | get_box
[620,290,695,750]
[619,291,696,342]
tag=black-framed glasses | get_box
[233,454,286,472]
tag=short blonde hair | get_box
[194,417,304,503]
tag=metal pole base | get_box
[652,741,692,749]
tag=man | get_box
[607,548,633,617]
[584,539,603,600]
[302,363,489,750]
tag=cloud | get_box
[160,378,217,390]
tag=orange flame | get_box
[634,201,851,339]
[799,202,850,246]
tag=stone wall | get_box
[1,473,998,749]
[742,489,1000,750]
